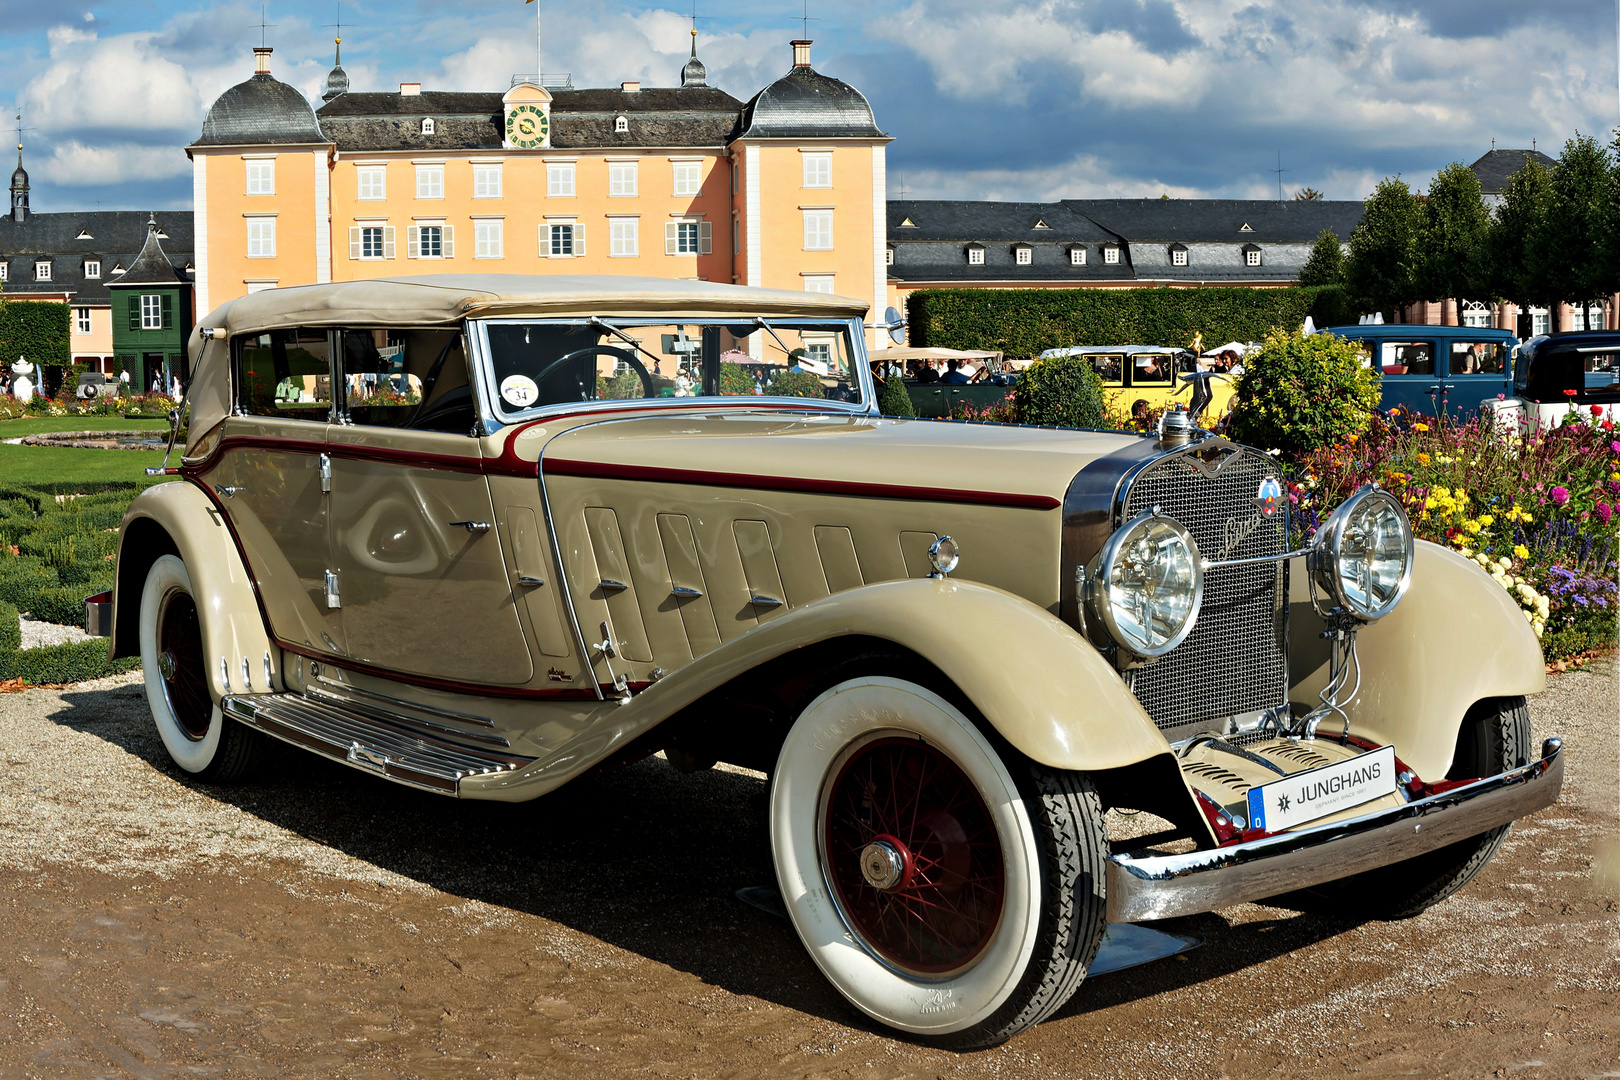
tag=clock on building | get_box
[506,103,549,149]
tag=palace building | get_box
[189,39,891,350]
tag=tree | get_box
[1225,329,1381,458]
[1413,162,1490,308]
[1486,153,1554,311]
[1294,187,1324,201]
[1530,134,1616,327]
[1297,229,1346,286]
[1345,176,1420,316]
[1603,131,1620,302]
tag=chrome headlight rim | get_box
[1309,485,1415,622]
[1086,509,1205,661]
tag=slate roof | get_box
[889,201,1120,243]
[192,73,328,148]
[0,210,193,303]
[735,66,885,140]
[1066,199,1364,244]
[1468,148,1558,193]
[316,87,745,152]
[109,219,187,287]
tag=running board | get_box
[221,693,533,796]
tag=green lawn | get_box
[0,442,169,487]
[0,416,173,438]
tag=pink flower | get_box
[1551,486,1571,506]
[1610,441,1620,455]
[1599,503,1615,524]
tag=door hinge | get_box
[319,453,332,493]
[324,569,341,608]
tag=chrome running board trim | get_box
[222,693,533,796]
[1106,737,1565,923]
[309,674,497,728]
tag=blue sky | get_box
[1,0,1616,213]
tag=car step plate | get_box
[1246,744,1397,832]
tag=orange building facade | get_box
[189,41,891,351]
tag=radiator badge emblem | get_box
[1255,476,1283,517]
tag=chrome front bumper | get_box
[1106,737,1565,923]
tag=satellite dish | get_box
[884,306,907,345]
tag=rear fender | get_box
[112,481,278,700]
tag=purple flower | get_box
[1611,441,1620,455]
[1551,486,1571,506]
[1608,480,1620,496]
[1598,503,1614,524]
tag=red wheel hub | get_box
[823,737,1005,975]
[158,591,211,741]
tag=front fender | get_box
[466,577,1169,800]
[1289,540,1546,780]
[112,480,278,700]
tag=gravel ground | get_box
[0,660,1614,1079]
[17,615,93,650]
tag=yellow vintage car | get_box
[108,276,1560,1048]
[1039,344,1239,421]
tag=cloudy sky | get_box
[1,0,1616,213]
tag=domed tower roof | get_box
[10,153,26,191]
[323,37,350,101]
[681,29,707,88]
[734,41,885,140]
[192,48,328,148]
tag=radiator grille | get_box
[1123,446,1289,734]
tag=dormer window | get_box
[156,227,169,239]
[111,263,125,275]
[83,259,100,278]
[1242,244,1262,267]
[1102,245,1120,265]
[35,261,51,281]
[614,115,629,133]
[898,216,916,228]
[75,229,94,240]
[421,118,435,135]
[885,246,894,266]
[1032,218,1050,229]
[1069,246,1086,266]
[1169,244,1188,267]
[1013,244,1032,265]
[966,244,985,266]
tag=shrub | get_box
[0,638,138,684]
[1224,329,1381,457]
[1014,354,1110,429]
[29,580,111,626]
[877,374,915,417]
[769,371,827,399]
[0,600,18,653]
[0,299,71,370]
[0,557,60,609]
[719,362,755,395]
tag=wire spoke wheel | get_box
[822,736,1004,976]
[158,589,211,741]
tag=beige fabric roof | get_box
[193,274,870,338]
[868,346,1002,361]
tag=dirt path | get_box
[0,662,1615,1079]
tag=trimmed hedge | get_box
[907,286,1346,356]
[0,597,137,684]
[0,299,71,370]
[0,600,18,653]
[877,375,916,417]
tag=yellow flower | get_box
[1414,422,1429,432]
[1464,519,1483,535]
[1416,452,1431,466]
[1513,544,1529,559]
[1477,514,1494,527]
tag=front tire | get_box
[139,554,266,782]
[770,675,1107,1048]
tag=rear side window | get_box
[1378,341,1434,375]
[1131,353,1174,386]
[234,329,332,420]
[336,327,473,433]
[1449,340,1506,376]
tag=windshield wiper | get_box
[588,317,674,374]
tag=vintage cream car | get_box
[109,275,1563,1048]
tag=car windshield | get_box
[477,317,865,418]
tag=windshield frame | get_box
[467,315,877,424]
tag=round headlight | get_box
[1087,510,1204,660]
[1309,486,1414,622]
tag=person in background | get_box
[941,359,972,385]
[915,360,940,384]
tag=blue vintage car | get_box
[1324,325,1517,418]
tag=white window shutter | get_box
[442,225,454,258]
[574,223,584,256]
[699,221,712,255]
[383,226,396,259]
[407,226,420,259]
[348,226,362,260]
[665,222,678,255]
[539,223,549,257]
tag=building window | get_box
[1014,246,1032,265]
[609,218,638,257]
[732,212,740,254]
[0,264,7,281]
[244,280,277,294]
[614,115,629,133]
[246,159,275,195]
[347,224,394,259]
[1069,247,1086,266]
[76,307,91,334]
[83,260,100,278]
[409,224,450,258]
[474,220,504,258]
[547,222,584,256]
[548,162,575,197]
[416,164,443,199]
[665,219,711,255]
[362,227,386,259]
[1103,246,1120,265]
[357,166,386,200]
[140,294,163,330]
[35,262,51,281]
[473,163,502,198]
[966,246,984,266]
[803,275,835,294]
[1245,248,1261,267]
[802,153,831,188]
[247,218,277,258]
[885,247,894,266]
[673,161,702,196]
[1170,247,1188,267]
[421,118,435,135]
[803,211,833,251]
[608,162,638,197]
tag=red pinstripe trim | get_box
[542,459,1063,510]
[182,435,484,476]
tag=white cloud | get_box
[895,153,1206,202]
[38,140,191,185]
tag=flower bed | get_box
[1286,407,1619,661]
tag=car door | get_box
[199,327,344,657]
[1369,338,1443,414]
[323,327,535,686]
[1442,337,1513,418]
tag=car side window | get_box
[1450,341,1505,376]
[1379,341,1434,376]
[1132,353,1173,386]
[1086,355,1123,385]
[338,327,474,433]
[234,328,333,420]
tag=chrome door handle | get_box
[214,484,244,498]
[448,520,491,533]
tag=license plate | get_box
[1246,745,1397,832]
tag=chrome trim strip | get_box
[1202,546,1314,571]
[309,673,497,727]
[304,687,511,747]
[1106,738,1565,923]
